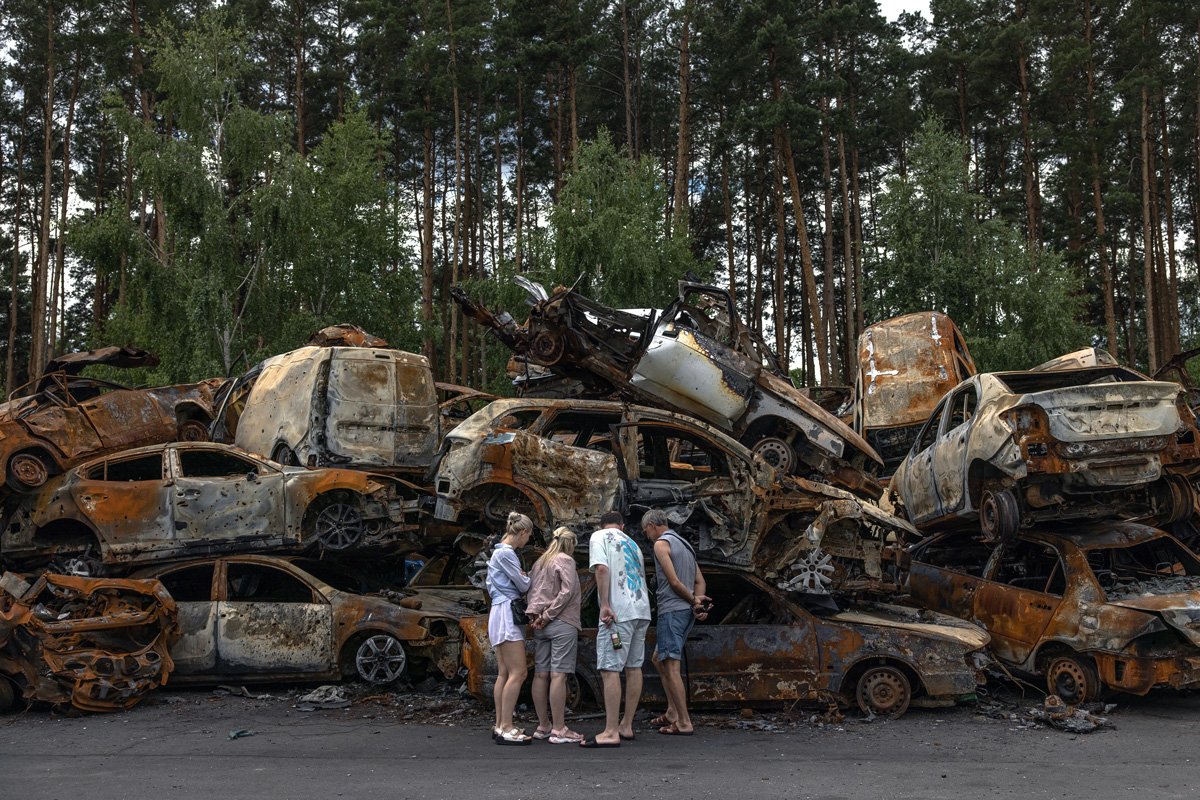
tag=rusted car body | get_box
[211,345,439,473]
[432,398,917,595]
[907,523,1200,704]
[0,571,178,712]
[0,442,423,574]
[1031,347,1120,372]
[460,569,987,718]
[890,366,1200,540]
[452,280,883,498]
[1155,347,1200,412]
[0,358,221,491]
[852,312,976,477]
[132,555,468,685]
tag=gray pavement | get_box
[2,687,1198,800]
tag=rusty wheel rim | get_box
[857,667,910,718]
[52,544,103,577]
[1049,658,1090,705]
[751,437,795,474]
[178,420,210,442]
[315,503,364,550]
[9,453,49,489]
[356,635,407,684]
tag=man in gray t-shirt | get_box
[644,509,709,736]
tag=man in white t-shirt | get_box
[580,510,651,748]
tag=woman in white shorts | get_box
[486,512,533,745]
[526,527,583,744]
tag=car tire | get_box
[855,664,912,719]
[309,496,365,551]
[6,451,52,492]
[750,436,796,474]
[271,443,299,466]
[0,677,16,713]
[1045,655,1099,705]
[353,634,408,685]
[979,487,1020,542]
[177,419,211,442]
[565,672,596,712]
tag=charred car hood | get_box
[828,603,990,650]
[1109,592,1200,648]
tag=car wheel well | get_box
[31,519,97,549]
[0,673,21,713]
[1033,641,1079,672]
[462,483,550,536]
[339,630,411,683]
[839,656,925,700]
[305,490,367,551]
[5,447,60,492]
[967,460,1007,507]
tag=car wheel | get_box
[0,677,16,713]
[271,443,299,466]
[49,543,105,577]
[1152,475,1195,525]
[177,419,211,442]
[354,634,408,684]
[7,451,51,492]
[565,672,595,711]
[979,487,1020,542]
[751,436,796,474]
[312,500,365,550]
[1046,655,1099,705]
[855,664,911,719]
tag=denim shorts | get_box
[654,609,694,661]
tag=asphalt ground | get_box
[2,684,1198,800]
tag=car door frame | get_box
[929,381,980,516]
[213,558,336,677]
[900,396,951,523]
[151,561,222,675]
[973,539,1067,665]
[167,445,288,552]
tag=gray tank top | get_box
[654,530,697,615]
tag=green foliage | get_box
[549,130,702,308]
[870,118,1090,371]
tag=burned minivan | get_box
[213,345,439,474]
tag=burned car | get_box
[890,366,1200,540]
[0,570,178,713]
[132,555,468,685]
[211,343,439,474]
[432,398,918,595]
[908,523,1200,704]
[460,568,988,718]
[852,312,976,477]
[453,280,883,498]
[0,442,423,575]
[0,347,221,492]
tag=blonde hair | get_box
[535,526,577,569]
[504,511,534,542]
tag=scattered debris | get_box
[213,685,272,700]
[227,729,256,740]
[1029,695,1111,734]
[296,685,352,711]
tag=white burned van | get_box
[215,346,439,471]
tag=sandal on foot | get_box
[658,723,694,736]
[496,727,533,746]
[579,736,620,748]
[532,727,553,740]
[549,728,584,744]
[491,726,502,740]
[648,714,672,727]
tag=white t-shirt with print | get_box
[588,527,651,622]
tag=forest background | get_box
[0,0,1196,393]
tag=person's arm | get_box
[540,558,576,621]
[496,548,530,593]
[589,533,615,626]
[692,564,711,621]
[653,539,696,603]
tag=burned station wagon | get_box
[453,280,883,498]
[432,398,918,595]
[0,442,423,575]
[890,366,1200,541]
[461,568,988,718]
[908,523,1200,705]
[0,347,220,492]
[133,555,466,686]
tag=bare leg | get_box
[493,652,508,731]
[619,667,642,739]
[549,672,568,732]
[595,670,622,745]
[652,650,676,724]
[532,671,551,732]
[496,641,528,732]
[660,659,692,732]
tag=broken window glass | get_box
[917,536,992,577]
[93,453,163,482]
[992,541,1065,595]
[637,426,728,481]
[227,563,315,603]
[158,564,215,602]
[179,449,260,478]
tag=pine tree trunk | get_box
[495,96,504,271]
[622,0,634,154]
[30,0,55,381]
[1140,84,1157,371]
[446,0,463,378]
[50,64,80,357]
[772,133,788,372]
[837,126,855,384]
[1158,99,1179,355]
[293,0,306,156]
[421,101,435,363]
[6,122,25,396]
[515,80,525,270]
[671,0,690,237]
[1084,0,1118,354]
[721,139,735,302]
[820,93,838,380]
[568,66,579,164]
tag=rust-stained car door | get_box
[897,398,949,524]
[168,446,287,549]
[971,540,1066,664]
[682,574,820,704]
[929,384,977,516]
[216,560,334,674]
[324,352,398,466]
[907,535,996,621]
[74,450,175,558]
[76,381,169,449]
[153,562,220,674]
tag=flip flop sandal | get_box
[658,724,694,736]
[549,730,584,744]
[620,733,636,741]
[579,736,620,748]
[648,714,672,727]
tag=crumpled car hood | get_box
[1109,592,1200,648]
